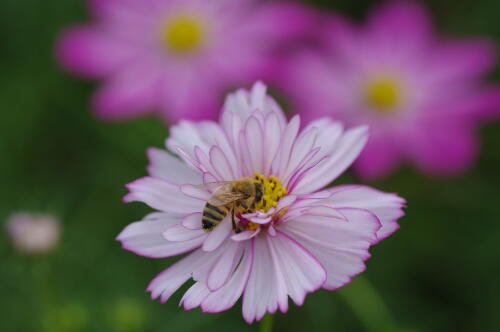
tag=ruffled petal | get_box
[124,177,204,214]
[280,208,381,290]
[268,232,327,306]
[292,125,369,194]
[242,237,288,323]
[202,216,232,252]
[328,185,406,240]
[146,148,202,184]
[201,242,253,313]
[116,214,205,258]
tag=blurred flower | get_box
[6,212,61,254]
[117,82,405,323]
[282,1,500,179]
[56,0,313,123]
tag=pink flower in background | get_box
[57,0,313,123]
[117,82,405,323]
[282,1,500,179]
[6,212,61,254]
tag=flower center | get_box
[162,16,204,53]
[235,173,287,232]
[252,173,287,213]
[364,76,402,113]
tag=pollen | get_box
[364,76,402,112]
[162,16,204,54]
[253,173,287,213]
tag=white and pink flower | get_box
[117,82,405,323]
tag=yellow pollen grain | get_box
[253,173,287,213]
[162,16,204,53]
[364,77,402,112]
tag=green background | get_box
[1,0,500,331]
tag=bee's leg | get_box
[231,208,239,233]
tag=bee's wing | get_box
[208,191,246,206]
[193,181,232,192]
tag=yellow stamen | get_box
[162,16,204,53]
[253,173,287,213]
[364,76,402,112]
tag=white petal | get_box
[231,229,260,241]
[280,208,380,290]
[292,125,369,194]
[180,184,211,201]
[147,244,229,303]
[207,241,245,291]
[146,148,201,184]
[268,232,326,306]
[180,282,211,310]
[209,145,235,181]
[201,243,253,313]
[163,225,206,242]
[202,216,232,252]
[271,115,301,178]
[116,217,204,258]
[243,237,288,323]
[124,177,204,214]
[181,213,203,230]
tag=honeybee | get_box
[201,178,264,233]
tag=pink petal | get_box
[56,26,138,78]
[408,123,479,177]
[91,59,163,120]
[353,133,402,180]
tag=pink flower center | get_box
[364,76,403,112]
[161,16,205,54]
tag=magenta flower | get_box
[116,82,405,323]
[56,0,312,123]
[281,1,500,179]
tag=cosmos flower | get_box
[281,1,500,179]
[6,212,61,254]
[116,82,405,323]
[56,0,313,123]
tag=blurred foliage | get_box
[1,0,500,331]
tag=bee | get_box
[200,178,264,233]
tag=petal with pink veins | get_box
[328,185,406,240]
[280,208,381,290]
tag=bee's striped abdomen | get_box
[202,203,228,231]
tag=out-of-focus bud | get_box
[6,212,61,254]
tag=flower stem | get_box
[259,313,274,332]
[338,275,405,332]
